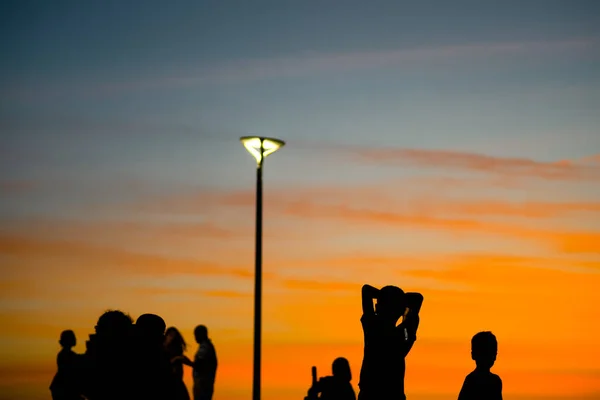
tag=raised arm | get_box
[401,292,424,349]
[362,284,379,316]
[405,292,424,314]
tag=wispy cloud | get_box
[0,234,255,278]
[278,200,600,254]
[7,38,597,100]
[329,145,600,181]
[0,181,36,194]
[116,174,600,255]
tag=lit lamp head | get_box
[240,136,285,166]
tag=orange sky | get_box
[1,150,599,400]
[2,2,600,398]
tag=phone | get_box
[311,366,317,385]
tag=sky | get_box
[1,1,599,399]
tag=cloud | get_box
[7,38,596,100]
[282,279,359,292]
[0,234,255,278]
[130,286,252,299]
[410,199,600,219]
[0,181,36,194]
[327,145,600,181]
[1,218,246,244]
[134,179,600,218]
[403,253,600,292]
[276,200,600,254]
[116,177,600,255]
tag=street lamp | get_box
[240,136,285,400]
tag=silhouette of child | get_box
[305,357,356,400]
[358,284,423,400]
[50,330,83,400]
[458,331,503,400]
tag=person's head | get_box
[136,314,166,345]
[194,325,208,343]
[332,357,351,382]
[95,310,133,343]
[59,330,76,349]
[164,326,187,352]
[376,285,406,323]
[471,331,498,370]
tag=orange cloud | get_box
[276,200,600,254]
[1,217,247,242]
[328,145,600,181]
[130,286,252,299]
[412,199,600,219]
[0,234,255,278]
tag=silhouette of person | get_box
[181,325,218,400]
[133,313,177,400]
[305,357,356,400]
[165,326,191,400]
[358,284,423,400]
[50,330,83,400]
[81,310,135,400]
[458,331,503,400]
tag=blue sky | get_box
[1,0,599,218]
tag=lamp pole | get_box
[240,136,285,400]
[253,154,263,400]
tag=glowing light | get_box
[240,136,285,165]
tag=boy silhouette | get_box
[358,284,423,400]
[458,331,503,400]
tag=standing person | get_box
[164,327,191,400]
[181,325,218,400]
[457,331,503,400]
[50,330,83,400]
[358,284,423,400]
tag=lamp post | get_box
[240,136,285,400]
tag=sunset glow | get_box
[1,2,599,400]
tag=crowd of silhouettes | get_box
[52,284,502,400]
[50,311,217,400]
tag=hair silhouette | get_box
[471,331,498,369]
[458,331,503,400]
[194,324,208,343]
[59,330,76,348]
[332,357,352,382]
[165,327,191,400]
